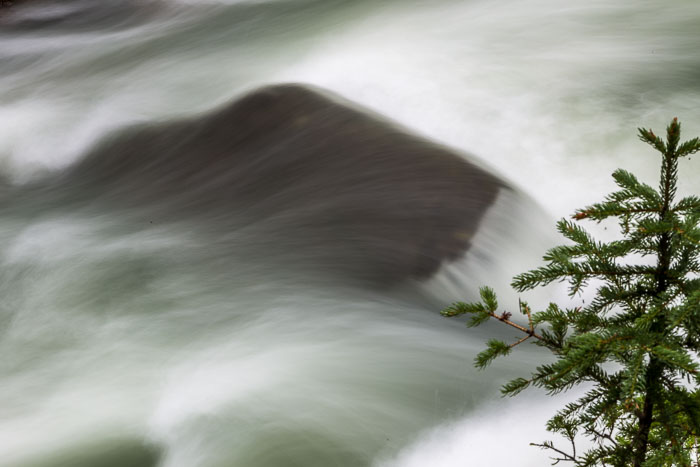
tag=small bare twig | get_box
[531,442,578,464]
[510,334,532,348]
[587,426,619,447]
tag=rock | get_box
[19,84,508,285]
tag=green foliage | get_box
[442,119,700,466]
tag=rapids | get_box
[1,1,699,466]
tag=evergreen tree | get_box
[443,119,700,465]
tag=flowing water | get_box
[1,1,700,466]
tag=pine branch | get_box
[442,119,700,466]
[676,137,700,157]
[639,127,666,154]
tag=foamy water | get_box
[1,1,699,466]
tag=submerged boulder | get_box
[19,84,508,285]
[0,0,159,30]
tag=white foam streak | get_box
[379,395,574,467]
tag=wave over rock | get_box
[11,84,509,286]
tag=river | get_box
[1,1,699,466]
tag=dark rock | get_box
[16,84,508,285]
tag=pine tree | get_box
[443,119,700,465]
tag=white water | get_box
[1,1,699,466]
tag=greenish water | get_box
[1,1,699,466]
